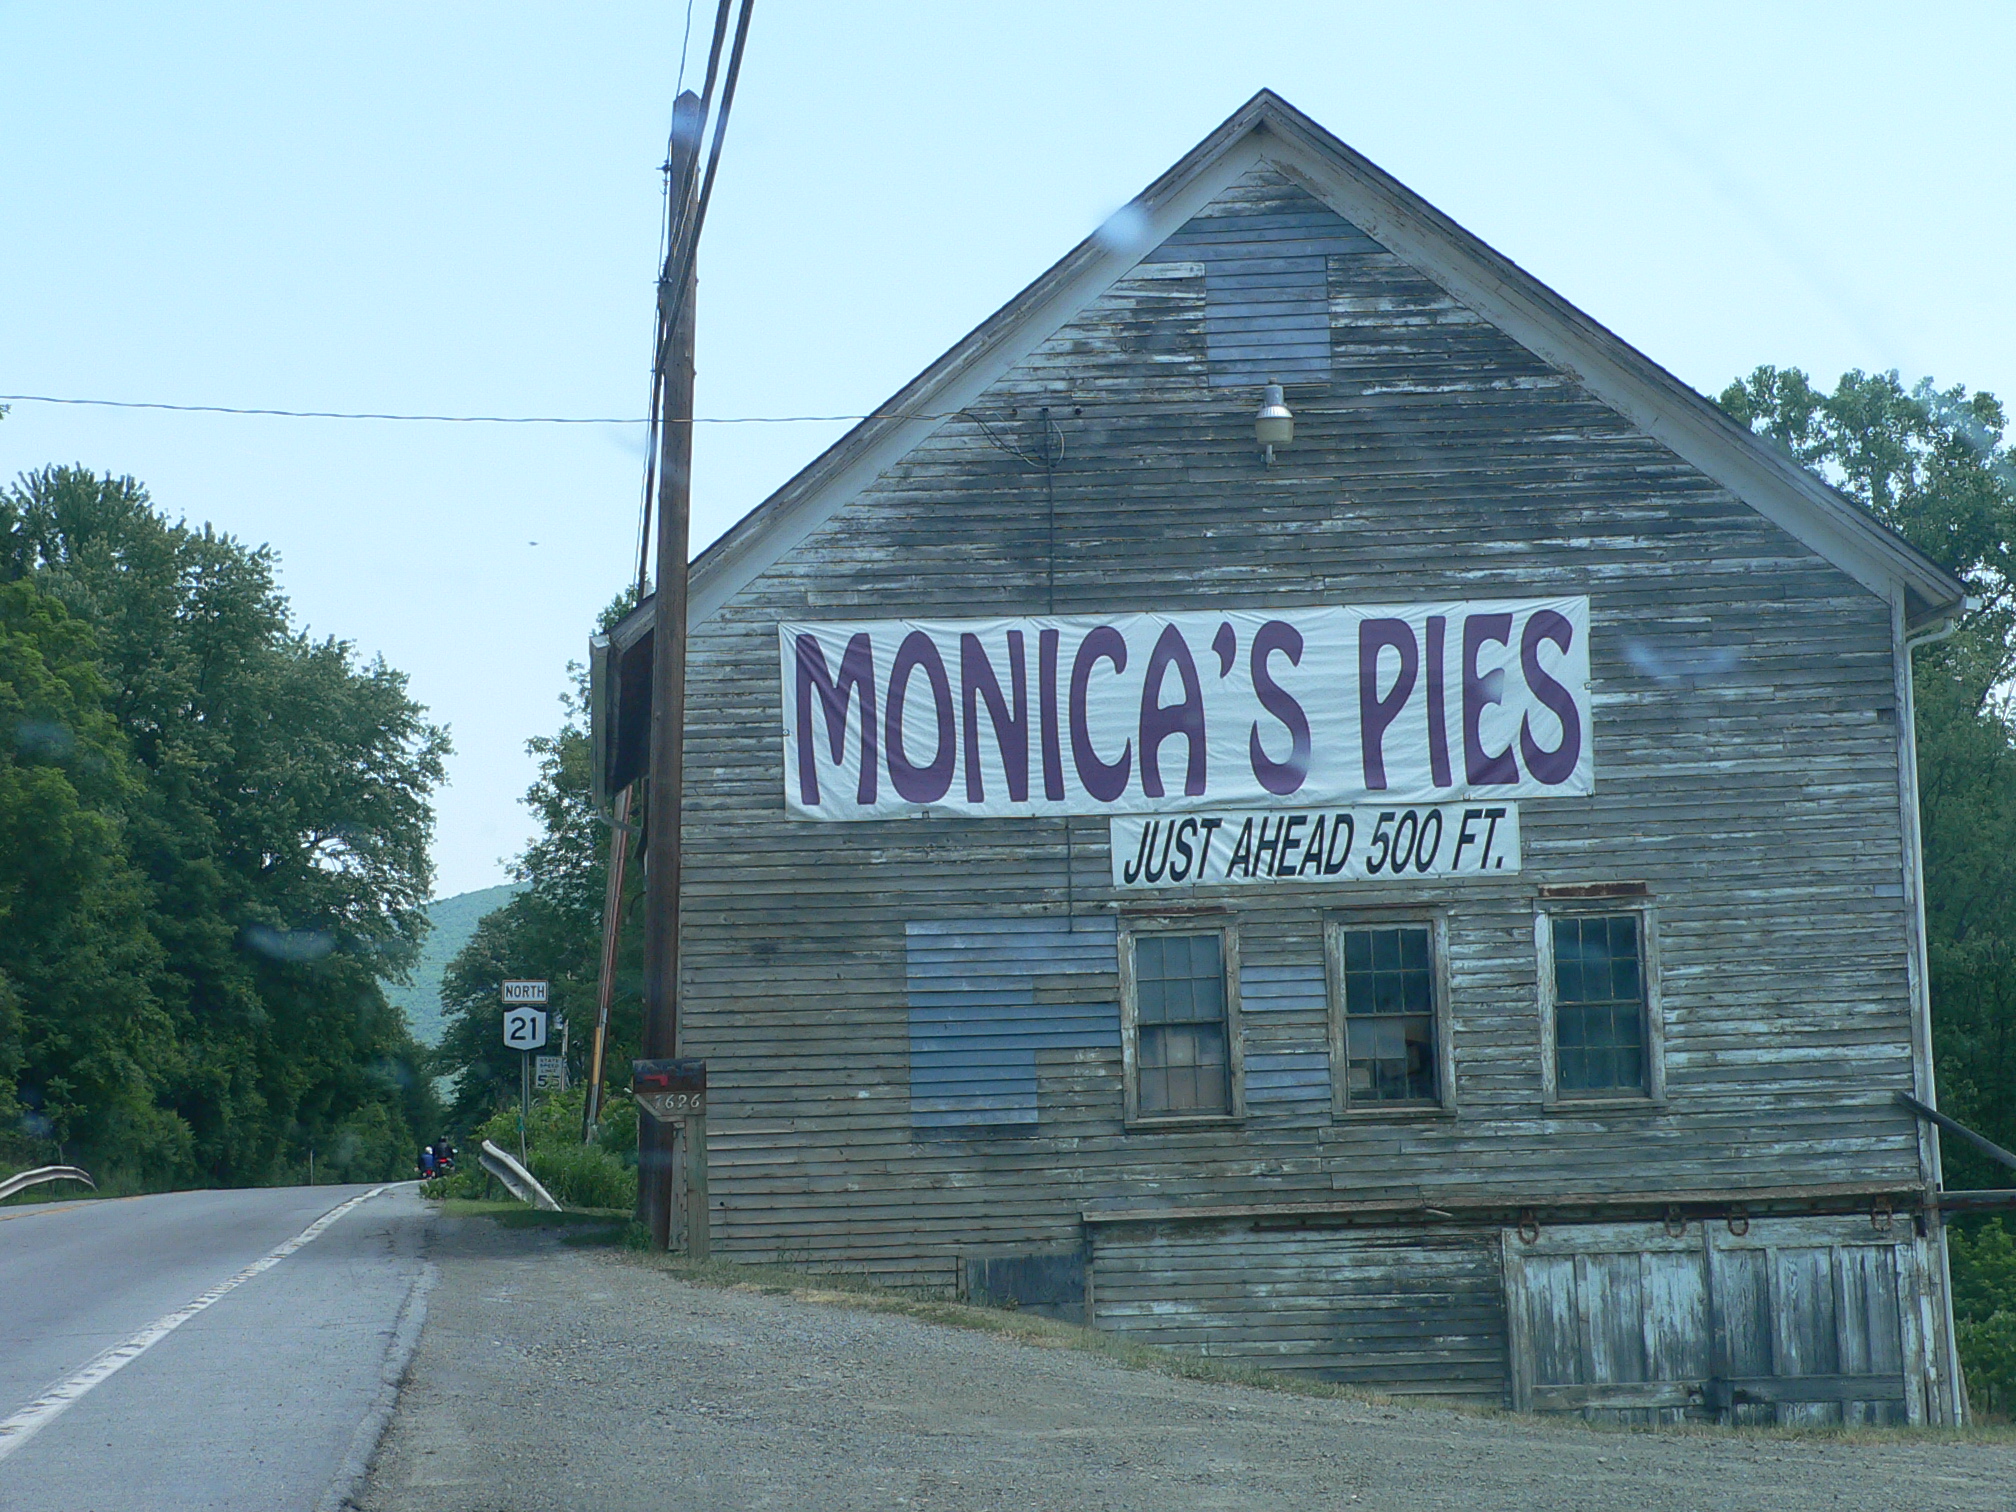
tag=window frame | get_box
[1535,895,1666,1109]
[1324,909,1457,1119]
[1117,916,1245,1129]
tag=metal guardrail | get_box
[477,1140,561,1212]
[0,1166,96,1203]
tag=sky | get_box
[4,2,2012,897]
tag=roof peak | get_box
[681,91,1962,633]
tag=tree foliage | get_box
[1719,368,2016,1188]
[1949,1219,2016,1417]
[1,465,447,1186]
[0,578,181,1176]
[437,608,640,1133]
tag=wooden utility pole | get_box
[579,783,630,1142]
[638,89,703,1252]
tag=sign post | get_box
[502,981,549,1167]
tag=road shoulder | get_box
[362,1207,2016,1512]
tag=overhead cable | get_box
[0,393,972,426]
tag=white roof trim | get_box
[686,92,1964,635]
[1249,116,1962,626]
[687,134,1269,628]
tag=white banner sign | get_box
[780,599,1589,821]
[1112,803,1520,889]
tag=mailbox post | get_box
[632,1058,707,1258]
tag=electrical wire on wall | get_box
[948,401,1080,918]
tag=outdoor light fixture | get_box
[1255,382,1294,465]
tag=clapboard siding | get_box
[1092,1221,1508,1400]
[655,155,1944,1395]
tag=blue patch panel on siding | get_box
[1143,170,1382,388]
[1244,1051,1333,1105]
[1239,961,1331,1103]
[1239,960,1329,1013]
[907,919,1120,1133]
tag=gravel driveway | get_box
[359,1209,2013,1512]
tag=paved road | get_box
[0,1183,433,1512]
[366,1210,2016,1512]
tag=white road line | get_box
[0,1185,391,1463]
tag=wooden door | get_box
[1503,1217,1931,1424]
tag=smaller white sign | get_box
[1111,803,1520,889]
[501,979,549,1004]
[503,1007,549,1050]
[533,1054,566,1090]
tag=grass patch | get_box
[439,1197,635,1246]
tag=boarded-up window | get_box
[905,919,1120,1137]
[1339,925,1438,1103]
[1131,932,1232,1117]
[1142,164,1379,388]
[1552,914,1646,1094]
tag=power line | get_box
[674,0,697,94]
[0,393,951,426]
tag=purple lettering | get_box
[1069,626,1132,802]
[795,632,877,806]
[1039,628,1065,801]
[1462,613,1519,785]
[886,630,955,803]
[960,631,1029,802]
[1358,619,1419,791]
[1426,614,1452,788]
[1249,619,1311,796]
[1138,624,1206,799]
[1519,610,1582,785]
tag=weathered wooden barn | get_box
[596,92,1973,1422]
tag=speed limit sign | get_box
[502,1007,548,1050]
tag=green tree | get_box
[437,602,640,1134]
[1719,368,2016,1188]
[0,578,186,1181]
[1949,1219,2016,1416]
[2,466,448,1184]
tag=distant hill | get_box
[384,883,525,1045]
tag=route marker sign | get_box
[503,1007,548,1050]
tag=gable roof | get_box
[685,89,1965,632]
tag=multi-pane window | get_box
[1338,926,1438,1104]
[1551,913,1646,1094]
[1131,932,1231,1117]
